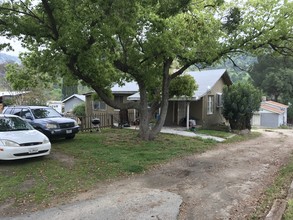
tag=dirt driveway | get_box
[88,129,293,219]
[3,129,293,219]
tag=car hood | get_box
[0,130,48,144]
[34,117,76,124]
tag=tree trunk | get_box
[149,63,171,140]
[138,85,151,140]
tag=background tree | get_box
[4,63,60,105]
[249,55,293,123]
[61,75,78,100]
[249,55,293,101]
[0,0,292,140]
[222,82,262,131]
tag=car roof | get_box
[0,114,21,118]
[5,106,50,109]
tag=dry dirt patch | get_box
[67,129,293,220]
[49,151,75,168]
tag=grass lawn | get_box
[0,128,257,212]
[196,129,233,138]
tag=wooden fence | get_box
[67,112,137,132]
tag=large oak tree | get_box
[1,0,292,140]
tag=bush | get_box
[72,103,85,117]
[223,82,262,130]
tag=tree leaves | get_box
[223,82,262,130]
[169,74,198,98]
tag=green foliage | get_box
[223,82,262,130]
[249,55,293,101]
[249,54,293,122]
[72,103,85,117]
[61,75,78,100]
[1,0,293,139]
[284,199,293,220]
[169,74,198,98]
[2,98,14,106]
[4,62,60,105]
[223,7,241,34]
[5,63,51,91]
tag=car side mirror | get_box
[25,115,33,120]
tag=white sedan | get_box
[0,114,51,160]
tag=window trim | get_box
[207,95,214,115]
[93,100,107,111]
[216,93,223,108]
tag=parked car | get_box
[0,114,51,160]
[2,106,80,139]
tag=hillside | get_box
[0,52,20,64]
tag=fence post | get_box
[111,114,114,128]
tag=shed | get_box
[252,101,288,128]
[62,94,86,113]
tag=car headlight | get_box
[46,123,58,129]
[74,121,78,126]
[1,139,20,147]
[43,137,50,144]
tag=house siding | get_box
[164,75,228,127]
[165,101,175,126]
[190,99,203,124]
[64,98,84,113]
[85,93,138,126]
[201,78,226,127]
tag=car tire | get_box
[66,134,75,139]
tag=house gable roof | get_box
[0,91,28,97]
[111,82,139,94]
[260,101,288,114]
[85,69,232,101]
[62,94,86,103]
[188,69,232,99]
[265,100,288,109]
[84,82,139,97]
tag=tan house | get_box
[165,69,232,128]
[85,69,232,128]
[84,82,139,126]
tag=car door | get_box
[19,108,39,129]
[10,108,22,116]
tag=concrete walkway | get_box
[127,126,227,142]
[3,189,182,220]
[160,127,226,142]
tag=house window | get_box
[216,93,223,108]
[93,101,106,110]
[207,95,214,115]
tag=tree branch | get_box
[41,0,59,40]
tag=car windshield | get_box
[31,108,61,119]
[0,117,33,131]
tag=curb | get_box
[265,199,287,220]
[265,180,293,220]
